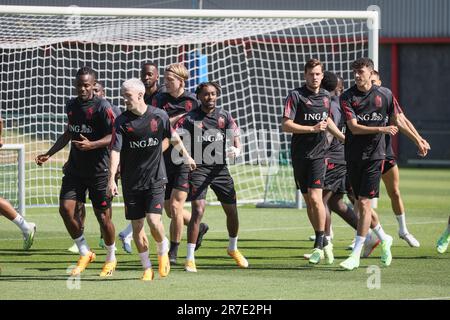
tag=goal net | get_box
[0,144,25,215]
[0,6,378,207]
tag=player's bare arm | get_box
[346,118,398,136]
[35,129,71,166]
[72,134,112,151]
[107,149,120,197]
[326,116,345,142]
[401,113,431,150]
[169,113,186,127]
[170,130,196,171]
[392,114,428,157]
[282,118,327,134]
[162,137,170,152]
[227,136,242,159]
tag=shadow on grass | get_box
[0,274,137,282]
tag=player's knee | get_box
[358,198,372,212]
[388,188,401,201]
[59,201,73,217]
[191,206,205,222]
[146,214,162,230]
[169,200,183,215]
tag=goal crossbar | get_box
[0,5,379,68]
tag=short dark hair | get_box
[304,58,323,73]
[76,66,96,80]
[321,71,338,92]
[351,57,374,71]
[195,81,221,98]
[141,62,158,71]
[372,70,380,77]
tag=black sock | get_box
[323,235,329,247]
[314,231,325,249]
[169,241,180,255]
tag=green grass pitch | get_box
[0,168,449,300]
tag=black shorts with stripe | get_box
[324,162,347,194]
[347,160,383,199]
[189,165,236,204]
[123,186,165,220]
[382,155,397,175]
[164,163,190,200]
[60,174,111,210]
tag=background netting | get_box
[0,147,21,211]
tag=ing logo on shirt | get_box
[129,137,160,149]
[68,124,93,134]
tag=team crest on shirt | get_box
[217,116,225,129]
[86,107,94,120]
[150,118,158,132]
[185,100,193,112]
[323,97,330,109]
[375,95,382,108]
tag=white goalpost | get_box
[0,5,379,208]
[0,144,26,216]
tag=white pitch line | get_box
[0,220,444,241]
[408,296,450,300]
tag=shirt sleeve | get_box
[392,95,404,115]
[99,102,116,135]
[163,114,172,140]
[340,95,356,121]
[226,112,240,137]
[283,92,297,120]
[386,93,398,120]
[330,102,342,125]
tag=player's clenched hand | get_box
[186,156,197,171]
[227,146,241,159]
[383,125,398,136]
[72,134,94,151]
[421,138,431,150]
[312,120,327,133]
[416,140,428,157]
[107,180,118,198]
[35,154,50,166]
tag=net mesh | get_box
[0,148,21,210]
[0,11,369,206]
